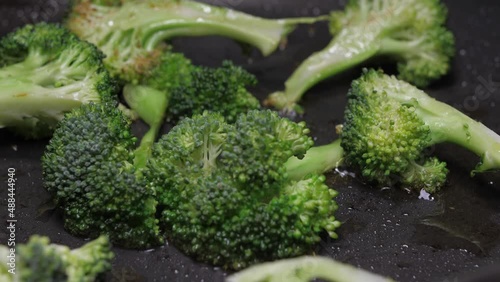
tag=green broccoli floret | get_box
[226,256,394,282]
[42,103,162,248]
[0,235,113,282]
[286,69,500,193]
[265,0,455,113]
[66,0,321,80]
[146,110,340,269]
[0,23,117,138]
[122,52,260,168]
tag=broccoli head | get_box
[0,235,113,282]
[146,110,340,269]
[265,0,455,114]
[286,69,500,193]
[0,23,116,138]
[42,103,161,248]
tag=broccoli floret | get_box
[0,235,113,282]
[146,110,340,269]
[0,23,117,138]
[226,256,394,282]
[123,52,260,168]
[265,0,455,113]
[286,69,500,193]
[42,103,162,248]
[66,0,321,80]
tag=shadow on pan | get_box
[0,0,499,282]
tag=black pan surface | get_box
[1,1,500,281]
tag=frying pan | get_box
[0,0,499,281]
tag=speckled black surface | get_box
[1,1,500,282]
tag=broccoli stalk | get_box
[285,69,500,193]
[123,84,169,168]
[285,139,344,181]
[265,0,455,113]
[67,0,322,79]
[0,23,116,138]
[1,235,114,282]
[226,256,395,282]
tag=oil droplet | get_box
[418,189,434,201]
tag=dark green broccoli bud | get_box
[42,103,162,248]
[147,110,340,269]
[265,0,455,114]
[66,0,322,80]
[0,23,117,138]
[286,69,500,193]
[168,61,260,123]
[226,256,395,282]
[4,235,114,282]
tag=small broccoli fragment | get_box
[42,103,162,248]
[226,256,395,282]
[286,69,500,193]
[265,0,455,113]
[0,23,117,138]
[0,235,113,282]
[147,110,340,269]
[66,0,322,80]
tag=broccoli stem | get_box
[226,256,394,282]
[123,84,169,169]
[388,89,500,173]
[285,139,344,180]
[0,78,95,129]
[74,0,323,57]
[265,30,379,112]
[0,53,94,86]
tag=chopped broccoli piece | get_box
[286,69,500,192]
[42,103,162,248]
[0,23,117,138]
[265,0,455,113]
[146,110,340,269]
[0,235,113,282]
[123,52,260,168]
[226,256,395,282]
[66,0,321,80]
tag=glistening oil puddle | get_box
[413,175,500,255]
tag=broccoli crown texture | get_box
[14,235,113,282]
[146,111,340,269]
[42,103,161,248]
[168,61,260,123]
[0,23,116,138]
[342,69,500,191]
[265,0,455,113]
